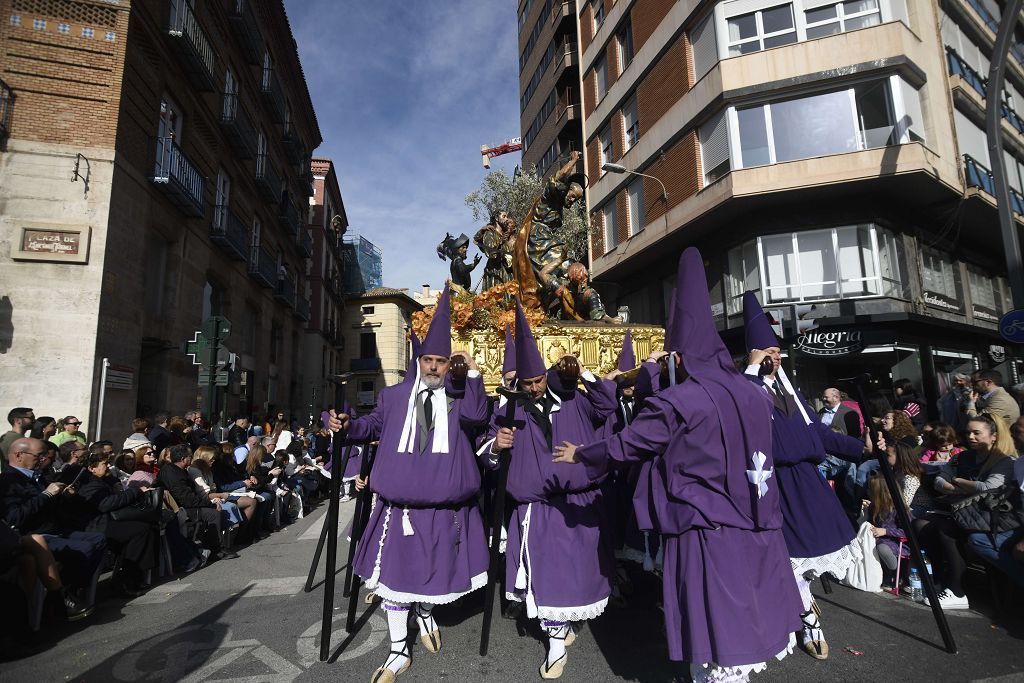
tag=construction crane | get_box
[480,137,523,168]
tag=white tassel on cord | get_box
[515,504,532,589]
[402,507,414,536]
[642,532,654,573]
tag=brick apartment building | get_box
[578,0,1024,412]
[303,156,349,415]
[0,0,321,437]
[519,0,586,176]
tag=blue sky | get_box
[285,0,523,291]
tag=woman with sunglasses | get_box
[50,416,88,447]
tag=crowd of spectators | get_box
[814,370,1024,609]
[0,406,335,659]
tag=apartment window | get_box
[257,128,267,174]
[805,0,881,39]
[592,1,605,32]
[690,12,718,82]
[359,332,377,359]
[362,306,375,314]
[921,248,963,308]
[728,224,903,305]
[270,324,282,364]
[214,170,230,229]
[251,216,262,249]
[603,202,618,249]
[734,77,921,169]
[622,94,640,151]
[699,110,730,185]
[599,125,614,169]
[726,3,796,56]
[595,53,609,101]
[627,177,644,236]
[967,267,1003,317]
[223,66,237,120]
[617,16,634,72]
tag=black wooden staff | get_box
[480,386,526,657]
[317,430,353,661]
[345,443,378,631]
[846,374,957,654]
[304,441,356,593]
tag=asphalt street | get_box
[5,501,1024,683]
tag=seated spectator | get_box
[167,416,188,448]
[5,529,91,622]
[0,407,35,460]
[124,433,159,478]
[50,416,87,448]
[54,439,89,482]
[967,369,1022,427]
[271,420,293,454]
[893,379,926,430]
[114,449,136,477]
[886,437,933,518]
[862,473,909,588]
[243,444,281,530]
[920,423,965,463]
[156,445,237,561]
[0,438,106,613]
[148,413,171,454]
[227,416,253,448]
[75,452,158,596]
[233,434,258,466]
[912,414,1017,609]
[36,441,60,482]
[28,416,57,442]
[127,417,151,442]
[189,445,254,529]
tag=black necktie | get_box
[421,389,434,432]
[773,380,786,400]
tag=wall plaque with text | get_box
[11,225,91,263]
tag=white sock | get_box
[383,602,410,673]
[414,602,437,636]
[542,619,568,667]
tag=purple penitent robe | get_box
[487,372,617,621]
[348,374,490,604]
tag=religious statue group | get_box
[328,243,875,682]
[437,151,620,323]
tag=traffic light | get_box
[793,303,818,335]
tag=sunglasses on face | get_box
[67,422,81,426]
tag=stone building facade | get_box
[0,0,321,438]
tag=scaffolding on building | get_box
[341,233,383,294]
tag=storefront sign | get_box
[924,291,963,313]
[973,305,1000,324]
[11,224,91,263]
[105,364,135,390]
[794,329,865,356]
[999,309,1024,343]
[989,345,1006,364]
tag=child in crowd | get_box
[863,474,909,589]
[920,423,964,463]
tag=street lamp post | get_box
[602,162,668,201]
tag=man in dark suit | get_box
[0,437,106,618]
[156,444,237,560]
[818,388,862,512]
[148,412,171,455]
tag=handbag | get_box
[109,486,163,524]
[949,485,1024,535]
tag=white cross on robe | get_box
[746,451,774,499]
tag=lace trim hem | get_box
[791,538,861,580]
[503,593,609,621]
[367,570,488,606]
[692,632,797,682]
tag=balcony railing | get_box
[247,245,276,288]
[0,79,13,142]
[220,93,258,159]
[550,0,571,27]
[275,272,296,307]
[965,154,995,195]
[167,0,218,91]
[210,205,249,261]
[1002,103,1024,135]
[556,87,579,124]
[965,0,1000,33]
[1013,189,1024,215]
[294,296,311,322]
[298,228,313,258]
[551,40,578,78]
[228,0,263,65]
[261,67,287,123]
[151,137,205,217]
[278,194,299,238]
[302,166,315,196]
[256,154,283,203]
[283,124,305,165]
[947,47,987,99]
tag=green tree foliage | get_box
[464,166,590,264]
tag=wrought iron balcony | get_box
[297,228,313,258]
[294,296,311,322]
[302,167,315,196]
[947,48,987,100]
[256,154,283,203]
[0,79,13,142]
[277,194,299,238]
[283,124,305,165]
[275,272,296,306]
[167,0,218,92]
[228,0,263,65]
[248,245,276,288]
[261,66,287,123]
[151,137,205,217]
[220,93,257,159]
[210,205,249,261]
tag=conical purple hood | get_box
[742,290,779,352]
[662,290,677,352]
[514,299,547,379]
[403,332,422,384]
[501,324,515,375]
[420,283,452,358]
[674,247,733,375]
[618,330,636,371]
